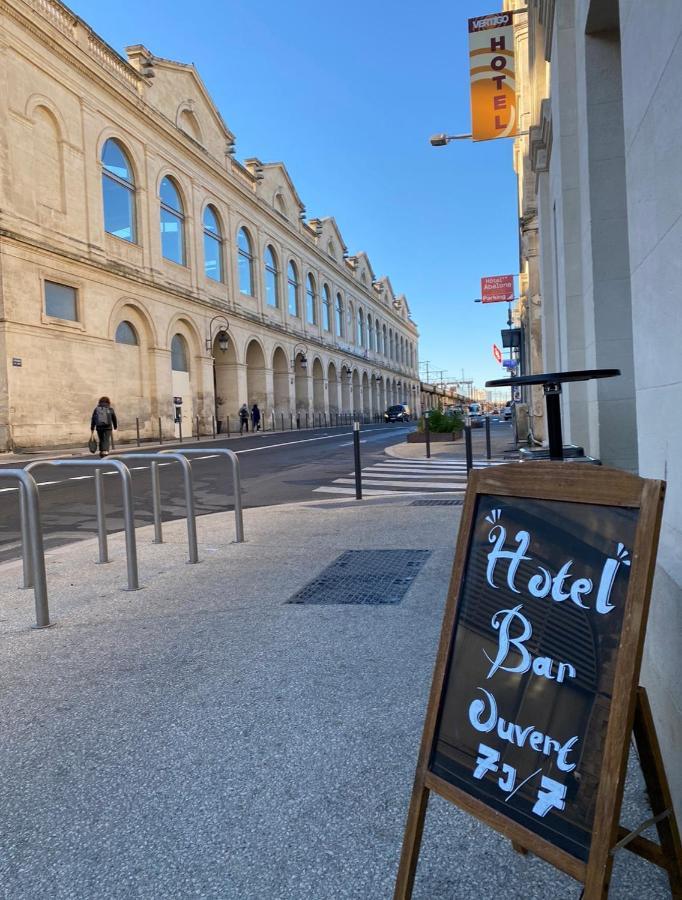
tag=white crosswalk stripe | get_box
[313,456,509,497]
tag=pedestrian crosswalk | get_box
[313,456,508,497]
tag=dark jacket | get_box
[91,404,118,431]
[251,405,261,423]
[239,406,249,421]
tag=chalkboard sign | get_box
[394,462,675,899]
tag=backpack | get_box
[95,405,111,427]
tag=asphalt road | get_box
[0,423,415,564]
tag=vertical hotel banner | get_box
[468,11,517,141]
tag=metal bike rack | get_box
[162,448,244,543]
[24,458,139,591]
[3,469,51,629]
[112,452,198,564]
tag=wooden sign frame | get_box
[394,462,681,899]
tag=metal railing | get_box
[113,452,198,563]
[161,448,244,543]
[4,469,50,629]
[24,458,139,591]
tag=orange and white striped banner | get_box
[468,11,517,141]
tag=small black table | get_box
[486,368,620,461]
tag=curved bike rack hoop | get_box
[3,469,51,629]
[112,452,198,564]
[161,448,244,543]
[24,458,139,591]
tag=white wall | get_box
[620,0,682,820]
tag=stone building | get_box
[0,0,420,450]
[506,0,681,817]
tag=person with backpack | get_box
[251,403,261,432]
[239,403,249,434]
[90,396,117,458]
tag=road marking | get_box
[233,427,391,455]
[334,477,467,490]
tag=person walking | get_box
[239,403,249,434]
[251,403,261,432]
[90,396,117,458]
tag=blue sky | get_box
[69,0,519,392]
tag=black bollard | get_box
[465,425,473,473]
[353,421,362,500]
[485,415,491,460]
[424,412,431,459]
[136,417,141,447]
[158,416,163,444]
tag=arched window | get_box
[347,301,354,344]
[306,274,317,325]
[322,284,331,332]
[288,261,300,316]
[115,320,138,345]
[102,138,136,243]
[160,176,185,264]
[237,227,254,295]
[382,324,388,357]
[357,308,365,348]
[171,334,189,371]
[335,293,344,337]
[376,318,381,354]
[389,329,394,360]
[203,205,222,282]
[264,245,279,307]
[368,317,374,352]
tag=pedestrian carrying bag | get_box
[88,433,97,454]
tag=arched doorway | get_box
[171,333,193,438]
[370,375,378,418]
[352,369,361,417]
[245,340,266,413]
[213,333,238,429]
[312,358,325,415]
[378,376,386,413]
[362,372,370,417]
[272,346,289,415]
[341,365,351,412]
[328,362,339,415]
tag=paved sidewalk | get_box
[0,495,667,898]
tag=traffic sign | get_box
[492,344,502,364]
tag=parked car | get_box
[503,401,513,421]
[384,404,411,422]
[467,403,485,428]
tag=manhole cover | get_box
[288,549,431,605]
[411,499,463,507]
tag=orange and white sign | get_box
[481,274,515,303]
[493,344,503,364]
[468,11,517,141]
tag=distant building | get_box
[0,0,419,449]
[507,0,681,817]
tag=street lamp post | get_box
[206,316,230,430]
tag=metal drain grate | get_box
[288,549,431,605]
[411,498,463,507]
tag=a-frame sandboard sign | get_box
[394,462,682,899]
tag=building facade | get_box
[507,0,682,817]
[0,0,420,450]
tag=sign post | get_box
[394,462,680,899]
